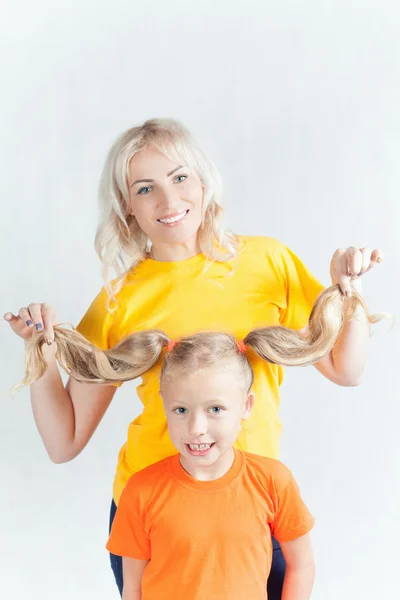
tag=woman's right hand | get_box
[4,302,116,464]
[4,303,55,343]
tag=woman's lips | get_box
[157,209,189,226]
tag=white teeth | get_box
[158,210,187,224]
[189,443,212,451]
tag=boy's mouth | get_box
[185,442,215,456]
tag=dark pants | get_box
[109,499,286,598]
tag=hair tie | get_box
[166,340,178,353]
[236,340,248,354]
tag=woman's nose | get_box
[157,185,179,210]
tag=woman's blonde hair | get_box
[20,285,384,389]
[96,118,239,304]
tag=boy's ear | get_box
[242,391,255,420]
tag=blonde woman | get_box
[4,119,383,599]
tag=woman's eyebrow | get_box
[130,166,183,187]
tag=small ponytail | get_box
[244,284,382,367]
[21,327,169,386]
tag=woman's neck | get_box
[149,237,201,262]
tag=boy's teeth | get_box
[189,443,212,450]
[159,210,187,224]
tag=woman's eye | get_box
[138,186,152,195]
[174,407,187,415]
[209,407,222,414]
[174,174,187,183]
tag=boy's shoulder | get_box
[242,451,293,490]
[124,455,176,496]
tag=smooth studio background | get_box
[0,1,399,598]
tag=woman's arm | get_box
[280,534,315,600]
[122,557,149,600]
[314,246,383,386]
[5,302,117,463]
[314,298,369,386]
[30,342,116,463]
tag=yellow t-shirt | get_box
[77,236,324,504]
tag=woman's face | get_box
[128,145,204,253]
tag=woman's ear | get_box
[242,391,255,420]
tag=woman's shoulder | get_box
[237,234,287,260]
[76,277,129,346]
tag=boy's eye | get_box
[138,186,152,195]
[174,407,187,415]
[209,406,222,414]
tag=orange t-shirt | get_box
[107,450,314,600]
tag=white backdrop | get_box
[0,1,399,599]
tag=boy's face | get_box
[161,364,254,479]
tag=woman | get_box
[4,118,383,598]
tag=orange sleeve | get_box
[270,466,315,543]
[274,242,325,330]
[106,483,151,560]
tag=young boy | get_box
[107,334,315,599]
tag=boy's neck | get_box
[179,448,235,481]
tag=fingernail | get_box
[46,338,53,346]
[35,323,43,331]
[4,313,11,321]
[26,320,34,327]
[376,257,382,263]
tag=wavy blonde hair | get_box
[20,285,384,388]
[96,118,240,304]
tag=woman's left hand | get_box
[330,246,383,296]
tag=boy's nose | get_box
[188,413,208,437]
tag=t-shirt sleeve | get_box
[106,482,151,560]
[270,463,315,543]
[76,287,116,350]
[75,287,123,387]
[274,241,325,330]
